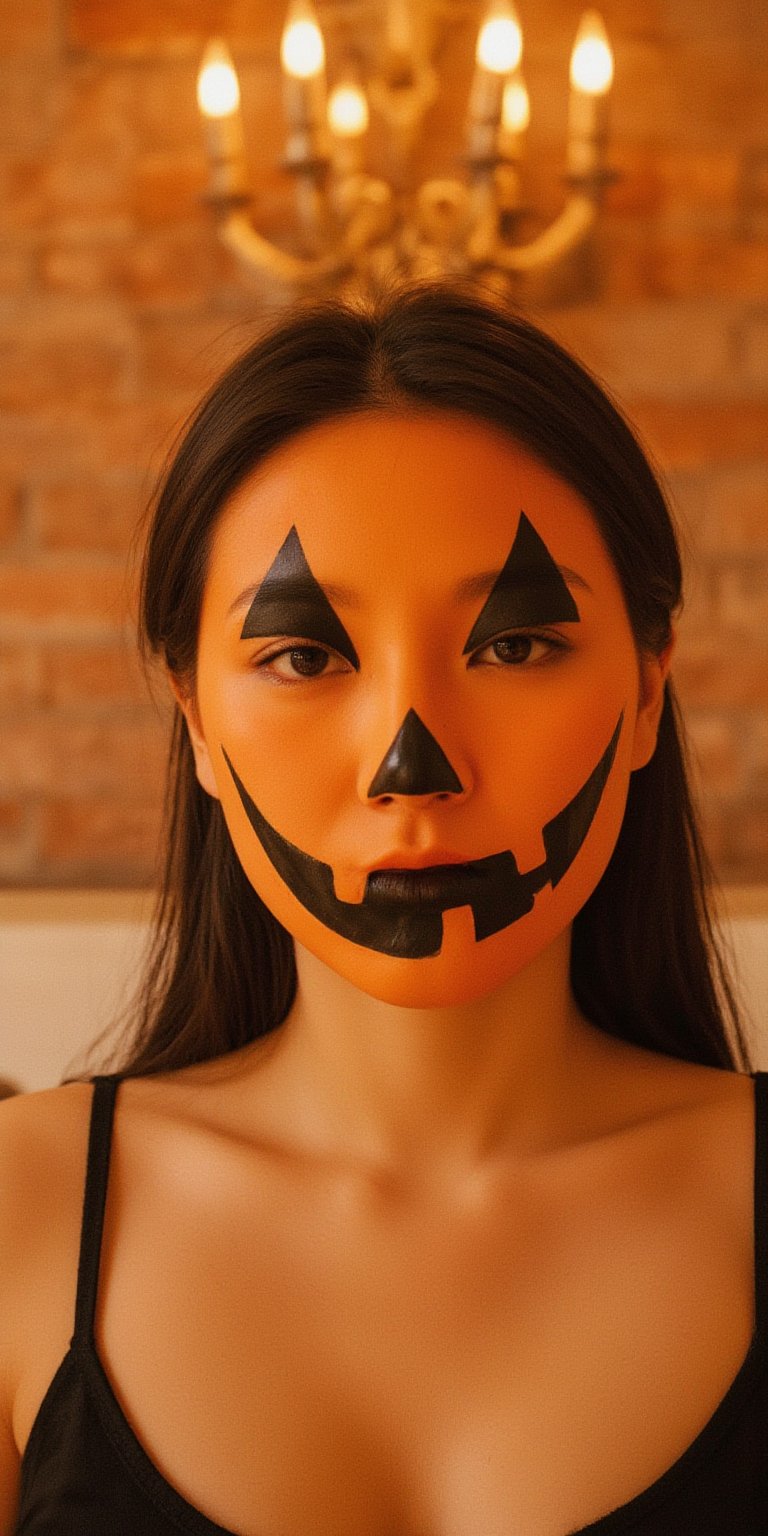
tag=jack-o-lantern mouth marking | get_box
[221,712,623,958]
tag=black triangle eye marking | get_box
[462,511,580,655]
[240,525,360,668]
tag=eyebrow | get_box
[228,577,360,619]
[228,565,591,619]
[453,565,593,602]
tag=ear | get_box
[167,674,221,800]
[629,629,677,772]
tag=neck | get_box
[255,927,611,1186]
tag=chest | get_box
[16,1116,755,1536]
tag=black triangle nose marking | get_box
[367,709,464,798]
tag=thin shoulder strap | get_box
[72,1074,122,1346]
[754,1070,768,1340]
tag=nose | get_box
[366,709,465,800]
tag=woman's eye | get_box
[257,645,344,681]
[472,632,569,667]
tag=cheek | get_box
[475,663,633,867]
[206,676,354,852]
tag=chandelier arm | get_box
[219,210,352,286]
[484,190,598,273]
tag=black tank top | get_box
[14,1070,768,1534]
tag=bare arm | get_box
[0,1095,28,1533]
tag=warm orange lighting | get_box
[569,10,613,95]
[281,1,326,79]
[197,39,241,118]
[476,1,523,74]
[328,82,369,137]
[502,75,530,132]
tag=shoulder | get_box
[576,1044,760,1209]
[618,1058,760,1232]
[0,1083,95,1418]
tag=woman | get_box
[2,284,765,1534]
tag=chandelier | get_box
[196,1,615,299]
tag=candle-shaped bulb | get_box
[502,74,529,132]
[328,81,369,137]
[476,1,523,74]
[197,39,241,118]
[569,10,613,94]
[281,0,326,79]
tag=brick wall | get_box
[1,0,767,887]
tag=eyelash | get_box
[253,629,572,684]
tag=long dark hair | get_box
[67,282,752,1081]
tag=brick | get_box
[116,230,226,308]
[550,301,739,401]
[716,562,768,634]
[0,402,185,486]
[0,563,135,636]
[647,233,768,301]
[39,67,134,224]
[39,243,114,298]
[68,0,282,57]
[750,715,768,793]
[742,311,768,389]
[138,314,251,400]
[628,401,768,470]
[0,245,33,295]
[654,150,742,214]
[660,0,768,44]
[0,799,37,882]
[0,484,22,549]
[0,62,63,157]
[0,158,50,233]
[666,463,768,559]
[0,307,136,411]
[693,799,728,871]
[683,712,747,797]
[618,40,768,148]
[0,0,59,55]
[0,800,25,835]
[33,474,147,555]
[130,63,210,153]
[663,469,709,551]
[40,796,163,873]
[0,645,40,710]
[37,643,156,709]
[675,549,716,639]
[675,641,768,711]
[0,716,169,796]
[602,148,662,220]
[722,800,768,883]
[700,464,768,554]
[133,153,207,225]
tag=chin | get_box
[294,898,573,1011]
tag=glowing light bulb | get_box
[570,10,613,95]
[328,82,369,137]
[281,2,326,79]
[476,3,523,74]
[197,40,241,118]
[502,75,530,132]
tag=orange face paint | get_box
[183,411,671,1008]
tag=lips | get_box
[221,710,623,959]
[365,864,484,906]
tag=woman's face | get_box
[181,410,672,1007]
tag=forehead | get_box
[208,410,618,602]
